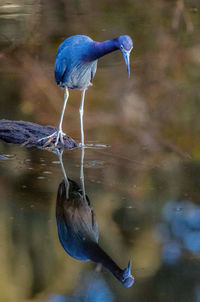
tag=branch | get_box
[0,119,78,150]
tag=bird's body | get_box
[55,35,98,90]
[56,179,134,288]
[39,34,133,147]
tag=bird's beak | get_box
[122,49,131,77]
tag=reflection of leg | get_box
[38,87,69,147]
[95,263,103,272]
[79,89,86,147]
[80,146,86,201]
[56,148,69,199]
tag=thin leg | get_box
[80,146,86,201]
[55,87,69,146]
[38,87,69,147]
[56,148,69,199]
[79,89,86,147]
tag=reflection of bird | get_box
[39,35,133,147]
[56,179,134,288]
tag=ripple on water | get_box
[0,154,15,160]
[85,160,105,168]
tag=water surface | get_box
[1,0,200,301]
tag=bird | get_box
[39,34,133,148]
[56,178,134,288]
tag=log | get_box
[0,119,78,150]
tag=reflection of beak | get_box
[124,261,132,278]
[122,49,131,77]
[122,260,134,288]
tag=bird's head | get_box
[117,35,133,77]
[121,261,134,288]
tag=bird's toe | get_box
[55,130,66,147]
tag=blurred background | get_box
[0,0,200,301]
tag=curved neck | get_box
[88,39,118,61]
[87,242,123,281]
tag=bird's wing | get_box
[56,41,68,58]
[91,61,97,80]
[54,58,68,86]
[62,202,98,243]
[56,35,92,57]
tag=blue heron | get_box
[39,35,133,147]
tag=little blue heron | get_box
[39,34,133,147]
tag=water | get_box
[1,0,200,301]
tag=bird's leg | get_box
[80,146,86,201]
[55,87,69,147]
[79,89,86,147]
[38,88,69,147]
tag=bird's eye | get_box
[120,45,124,50]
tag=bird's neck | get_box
[89,39,119,60]
[87,242,124,281]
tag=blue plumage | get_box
[55,35,98,89]
[56,179,98,261]
[56,178,134,288]
[40,34,133,147]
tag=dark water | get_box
[1,0,200,301]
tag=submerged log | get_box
[0,119,78,150]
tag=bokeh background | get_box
[0,0,200,301]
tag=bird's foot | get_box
[55,129,66,147]
[38,131,57,147]
[78,143,110,149]
[38,130,66,148]
[79,142,85,148]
